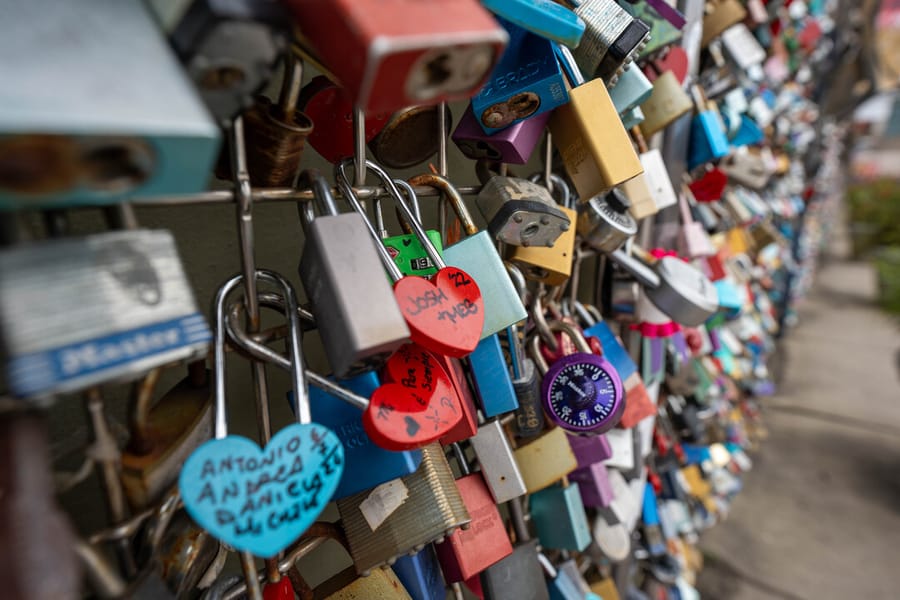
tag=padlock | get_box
[0,0,220,209]
[168,0,288,121]
[721,111,765,150]
[507,323,546,439]
[609,66,653,116]
[701,0,748,48]
[569,0,650,84]
[620,106,645,130]
[338,159,484,358]
[433,446,513,582]
[0,409,81,600]
[284,0,508,114]
[641,484,667,557]
[720,24,767,72]
[530,321,625,435]
[637,70,693,138]
[531,478,592,551]
[0,230,212,399]
[410,172,527,337]
[121,361,213,510]
[555,559,597,600]
[475,164,572,248]
[469,419,527,503]
[179,271,345,561]
[621,128,679,221]
[452,105,549,164]
[481,0,585,47]
[154,508,222,597]
[687,86,730,170]
[619,0,684,58]
[468,334,519,418]
[577,188,638,254]
[298,169,410,376]
[471,18,569,134]
[549,45,643,200]
[297,77,390,164]
[392,546,447,600]
[568,460,614,508]
[721,150,770,190]
[567,430,612,468]
[336,443,471,575]
[369,105,452,169]
[479,497,549,600]
[513,426,578,493]
[676,187,716,260]
[436,355,480,445]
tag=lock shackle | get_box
[127,367,163,454]
[554,43,585,88]
[407,173,478,237]
[531,294,559,353]
[214,270,308,437]
[537,553,559,580]
[450,442,471,476]
[224,299,370,412]
[300,169,339,218]
[474,158,513,185]
[608,248,663,289]
[528,172,572,209]
[394,178,423,224]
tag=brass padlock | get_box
[121,361,212,510]
[638,70,693,138]
[513,426,578,494]
[701,0,748,48]
[336,443,471,575]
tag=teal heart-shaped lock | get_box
[184,269,346,558]
[179,423,344,558]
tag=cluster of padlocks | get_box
[0,0,846,599]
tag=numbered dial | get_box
[541,353,624,434]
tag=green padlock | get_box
[380,179,444,276]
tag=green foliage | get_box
[874,247,900,316]
[846,180,900,257]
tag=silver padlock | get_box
[0,230,212,399]
[469,419,527,503]
[577,188,638,253]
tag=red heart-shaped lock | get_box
[689,168,729,203]
[363,344,463,451]
[393,266,484,358]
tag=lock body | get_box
[506,205,577,285]
[609,67,653,116]
[721,24,767,72]
[549,81,643,200]
[471,19,569,134]
[337,444,471,575]
[384,230,445,277]
[577,192,638,253]
[481,0,585,47]
[568,462,614,507]
[476,176,571,248]
[512,358,545,439]
[0,0,220,209]
[369,105,450,169]
[392,547,447,600]
[688,108,731,170]
[480,539,549,600]
[514,427,578,493]
[309,370,422,499]
[0,230,211,398]
[285,0,508,114]
[531,483,592,551]
[571,0,650,83]
[701,0,748,48]
[620,0,683,57]
[470,420,527,503]
[452,105,548,165]
[468,335,519,417]
[434,473,513,582]
[638,71,693,138]
[300,213,411,376]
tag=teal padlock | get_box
[408,172,527,338]
[687,85,730,170]
[530,481,592,551]
[610,66,653,116]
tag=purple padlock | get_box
[451,105,550,165]
[568,463,615,507]
[567,434,613,469]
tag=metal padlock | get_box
[121,362,213,510]
[392,546,447,600]
[569,0,650,84]
[0,0,220,209]
[168,0,288,121]
[410,172,527,337]
[687,86,730,170]
[577,188,638,254]
[284,0,508,114]
[720,24,766,72]
[721,110,765,149]
[549,45,643,200]
[452,104,549,164]
[513,426,578,493]
[531,479,592,551]
[677,188,716,260]
[0,230,212,399]
[637,70,693,138]
[507,322,546,440]
[701,0,748,48]
[475,164,572,248]
[0,409,81,600]
[721,150,770,190]
[619,0,684,58]
[620,129,672,221]
[369,105,452,169]
[468,334,519,418]
[469,419,527,503]
[568,461,614,508]
[481,0,585,47]
[471,18,569,134]
[336,443,471,575]
[434,446,513,583]
[609,66,653,116]
[479,497,549,600]
[299,169,410,376]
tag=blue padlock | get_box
[642,483,667,557]
[481,0,585,48]
[301,370,422,499]
[392,545,447,600]
[621,106,645,129]
[471,18,569,134]
[609,66,653,116]
[722,112,765,148]
[714,279,745,318]
[687,85,730,170]
[468,334,519,418]
[577,302,638,381]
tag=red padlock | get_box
[284,0,508,114]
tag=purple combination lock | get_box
[530,323,625,435]
[452,105,550,165]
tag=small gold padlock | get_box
[701,0,748,48]
[638,70,693,138]
[513,426,578,494]
[336,443,471,575]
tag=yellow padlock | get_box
[513,426,578,494]
[701,0,748,48]
[638,70,693,138]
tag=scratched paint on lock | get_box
[179,423,344,558]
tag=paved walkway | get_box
[696,220,900,599]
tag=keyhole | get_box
[424,53,452,87]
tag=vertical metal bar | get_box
[240,551,264,600]
[353,107,366,187]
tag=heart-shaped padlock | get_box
[180,271,344,559]
[336,159,485,357]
